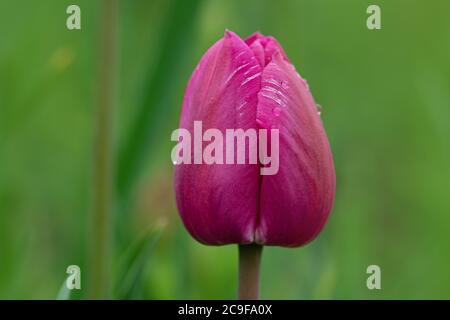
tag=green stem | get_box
[238,244,263,300]
[89,0,118,299]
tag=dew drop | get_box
[273,106,281,116]
[316,104,322,116]
[301,78,310,90]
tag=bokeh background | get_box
[1,0,450,299]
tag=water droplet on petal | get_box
[273,106,281,116]
[316,104,322,116]
[301,78,310,90]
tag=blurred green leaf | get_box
[56,278,71,300]
[114,226,164,299]
[117,0,203,202]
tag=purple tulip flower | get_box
[174,30,335,248]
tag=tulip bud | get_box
[174,30,335,247]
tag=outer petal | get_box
[175,31,263,245]
[255,53,336,247]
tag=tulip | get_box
[173,30,336,298]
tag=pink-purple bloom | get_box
[174,30,335,247]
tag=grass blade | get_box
[117,0,203,201]
[114,225,164,299]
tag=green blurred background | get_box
[1,0,450,299]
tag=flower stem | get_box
[89,0,118,299]
[238,244,263,300]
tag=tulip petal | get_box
[255,53,336,246]
[245,32,264,46]
[248,41,265,67]
[245,33,289,66]
[175,31,263,244]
